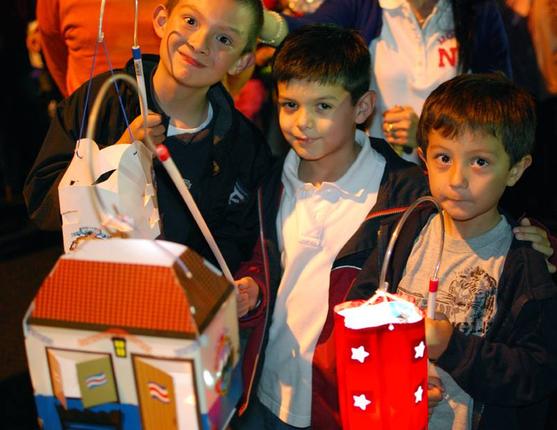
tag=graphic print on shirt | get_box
[398,265,497,336]
[438,31,457,68]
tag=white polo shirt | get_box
[369,0,458,141]
[257,130,386,427]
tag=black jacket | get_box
[24,55,272,271]
[349,205,557,430]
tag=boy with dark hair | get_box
[351,73,557,429]
[233,23,430,429]
[24,0,271,271]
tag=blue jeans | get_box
[231,396,311,430]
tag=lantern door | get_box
[133,355,201,430]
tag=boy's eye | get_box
[473,158,489,167]
[317,103,332,110]
[184,16,196,26]
[434,153,451,164]
[216,34,232,46]
[280,101,297,110]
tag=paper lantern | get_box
[58,73,160,253]
[334,292,428,430]
[333,196,445,429]
[24,238,241,430]
[58,138,160,252]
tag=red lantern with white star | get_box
[333,196,444,429]
[334,291,428,429]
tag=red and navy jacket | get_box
[235,137,429,429]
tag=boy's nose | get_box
[449,164,468,188]
[296,109,314,130]
[187,29,210,55]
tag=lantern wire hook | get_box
[377,195,445,318]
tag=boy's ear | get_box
[417,147,426,164]
[355,90,375,125]
[228,52,255,76]
[153,4,169,38]
[506,154,532,187]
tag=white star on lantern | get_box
[353,394,372,411]
[414,385,424,403]
[388,324,394,331]
[414,340,425,359]
[351,346,370,363]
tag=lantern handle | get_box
[366,289,405,305]
[377,195,445,319]
[83,73,153,236]
[86,73,234,285]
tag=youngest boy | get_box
[353,73,557,429]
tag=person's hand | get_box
[236,276,260,318]
[382,105,419,154]
[26,21,44,69]
[26,21,41,54]
[513,217,556,273]
[116,111,165,145]
[427,375,445,419]
[426,313,453,361]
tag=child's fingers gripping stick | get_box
[426,314,453,361]
[235,276,260,314]
[116,111,165,145]
[237,291,250,318]
[427,374,445,418]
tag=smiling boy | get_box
[233,24,429,429]
[24,0,271,271]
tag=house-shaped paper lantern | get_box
[24,238,240,430]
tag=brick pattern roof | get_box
[31,259,197,334]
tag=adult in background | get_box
[497,0,557,230]
[260,0,511,161]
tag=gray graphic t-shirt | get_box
[397,214,512,430]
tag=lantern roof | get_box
[28,239,233,338]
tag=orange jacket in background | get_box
[37,0,160,97]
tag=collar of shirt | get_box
[282,129,382,201]
[167,102,214,138]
